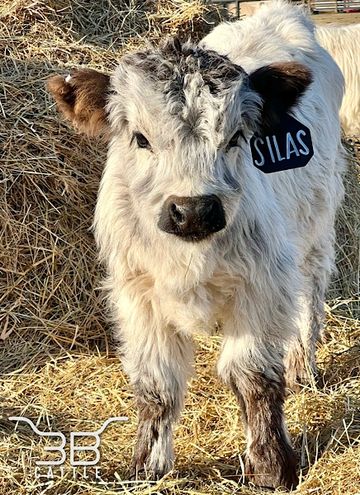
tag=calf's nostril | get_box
[170,203,186,225]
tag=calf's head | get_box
[48,40,311,244]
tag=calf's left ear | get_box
[249,62,312,133]
[47,69,110,137]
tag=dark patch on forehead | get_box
[121,37,246,99]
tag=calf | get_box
[48,1,346,490]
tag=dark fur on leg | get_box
[230,367,298,491]
[131,391,176,480]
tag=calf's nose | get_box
[158,194,226,241]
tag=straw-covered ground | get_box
[0,1,359,494]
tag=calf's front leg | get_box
[219,333,298,490]
[117,297,193,479]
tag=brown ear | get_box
[249,62,312,133]
[47,69,111,137]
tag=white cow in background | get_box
[316,23,360,136]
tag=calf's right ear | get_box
[47,69,111,137]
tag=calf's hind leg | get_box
[285,242,333,389]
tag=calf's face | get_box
[48,40,311,245]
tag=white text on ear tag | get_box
[250,114,314,173]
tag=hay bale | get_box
[0,1,359,494]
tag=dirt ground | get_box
[312,11,360,24]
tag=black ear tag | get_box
[250,114,314,173]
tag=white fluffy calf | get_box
[48,1,346,490]
[316,23,360,136]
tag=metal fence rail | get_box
[310,0,360,11]
[207,0,360,16]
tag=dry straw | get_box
[0,1,359,494]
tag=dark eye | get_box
[134,132,151,150]
[228,130,246,149]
